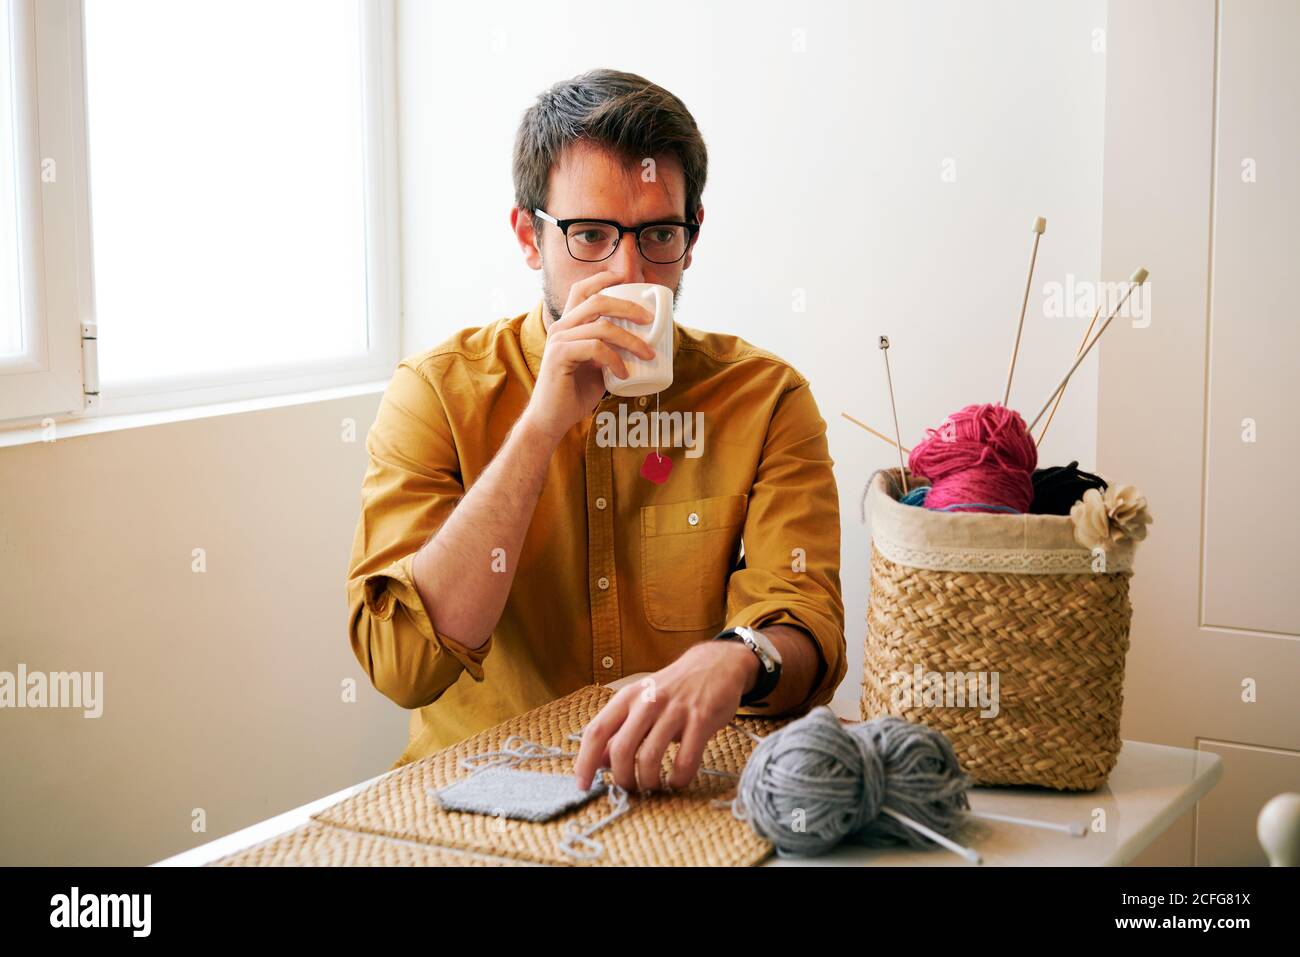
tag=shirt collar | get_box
[520,297,683,384]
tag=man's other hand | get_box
[573,640,759,792]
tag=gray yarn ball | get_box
[734,707,973,858]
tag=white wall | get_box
[0,393,406,865]
[397,0,1108,717]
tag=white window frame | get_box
[0,0,400,428]
[0,0,88,423]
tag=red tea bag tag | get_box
[640,451,672,485]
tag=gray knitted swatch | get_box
[430,766,608,822]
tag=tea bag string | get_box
[654,391,662,463]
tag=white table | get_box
[156,681,1222,867]
[771,739,1222,866]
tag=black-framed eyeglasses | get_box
[533,208,700,264]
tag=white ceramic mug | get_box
[599,282,674,397]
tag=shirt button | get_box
[687,512,700,526]
[638,396,648,407]
[601,655,614,669]
[597,576,610,590]
[595,497,607,510]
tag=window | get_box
[0,0,85,424]
[1,3,21,358]
[0,0,398,426]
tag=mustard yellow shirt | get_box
[347,299,846,768]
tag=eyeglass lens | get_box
[565,222,689,264]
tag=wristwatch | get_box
[714,626,782,707]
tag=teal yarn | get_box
[933,502,1020,514]
[731,707,973,858]
[899,486,1019,513]
[899,486,930,507]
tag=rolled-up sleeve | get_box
[725,378,846,715]
[347,359,491,711]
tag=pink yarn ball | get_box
[907,403,1038,513]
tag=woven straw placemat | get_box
[310,684,790,866]
[207,820,515,867]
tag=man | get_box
[346,69,844,795]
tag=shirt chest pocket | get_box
[640,493,748,632]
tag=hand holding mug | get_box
[598,283,675,397]
[521,271,657,443]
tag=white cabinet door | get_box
[1099,0,1300,866]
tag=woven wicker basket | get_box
[860,468,1138,790]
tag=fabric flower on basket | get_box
[1069,484,1153,552]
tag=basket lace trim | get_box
[872,532,1132,575]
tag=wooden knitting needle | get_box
[1034,294,1105,446]
[878,336,909,495]
[840,412,912,454]
[1002,216,1047,407]
[1025,267,1149,434]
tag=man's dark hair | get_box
[513,69,708,227]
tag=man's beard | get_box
[540,256,684,330]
